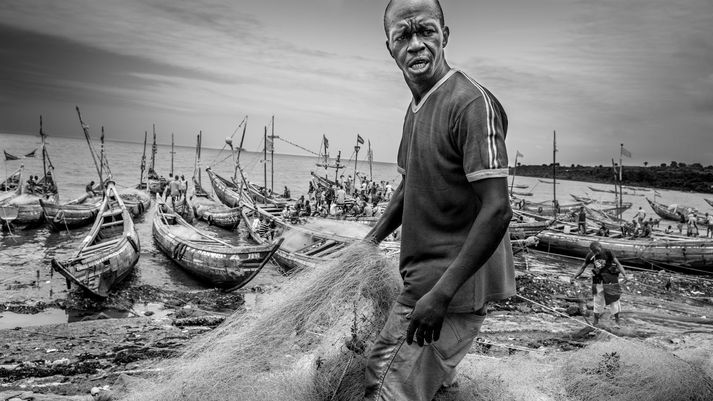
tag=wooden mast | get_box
[354,134,361,184]
[270,115,275,195]
[140,131,147,188]
[509,151,519,197]
[263,126,267,195]
[552,130,557,218]
[76,106,103,187]
[170,133,175,178]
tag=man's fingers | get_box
[416,326,425,347]
[432,322,442,342]
[406,320,417,345]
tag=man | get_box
[577,206,587,234]
[179,175,187,201]
[336,185,347,208]
[706,213,713,238]
[571,241,629,326]
[633,206,646,227]
[165,175,181,209]
[363,1,515,399]
[85,181,97,197]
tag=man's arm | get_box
[405,177,512,346]
[363,179,404,244]
[571,259,590,283]
[614,257,629,282]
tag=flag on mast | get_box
[621,147,632,158]
[323,134,329,149]
[357,134,364,145]
[265,135,274,152]
[4,149,37,161]
[516,150,524,158]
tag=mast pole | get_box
[510,152,519,197]
[552,130,557,218]
[140,131,147,187]
[76,106,103,184]
[99,126,105,188]
[263,126,267,195]
[197,131,202,189]
[235,118,248,181]
[171,133,175,177]
[335,150,342,182]
[354,135,360,185]
[368,140,373,181]
[151,124,157,174]
[271,115,275,195]
[39,116,47,194]
[619,143,624,220]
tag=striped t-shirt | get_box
[396,69,516,312]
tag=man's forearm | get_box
[364,180,404,244]
[429,201,512,302]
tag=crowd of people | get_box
[305,174,395,219]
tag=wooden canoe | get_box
[705,198,713,208]
[189,177,242,229]
[152,198,281,289]
[120,190,151,217]
[40,195,102,230]
[536,225,713,274]
[646,198,706,224]
[51,182,140,298]
[206,168,245,208]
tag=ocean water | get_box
[1,132,712,322]
[0,132,401,311]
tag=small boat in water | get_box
[40,194,102,230]
[51,181,140,297]
[153,197,281,289]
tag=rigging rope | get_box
[274,136,320,156]
[207,117,247,168]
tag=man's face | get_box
[385,0,449,88]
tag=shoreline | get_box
[2,266,711,400]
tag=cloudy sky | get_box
[1,0,712,166]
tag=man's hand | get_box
[406,291,450,346]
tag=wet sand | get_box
[1,260,711,400]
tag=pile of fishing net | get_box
[121,242,402,401]
[437,337,713,401]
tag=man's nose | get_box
[407,34,425,52]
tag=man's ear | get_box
[385,40,393,58]
[442,26,450,47]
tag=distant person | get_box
[706,213,713,238]
[571,241,629,326]
[633,206,646,227]
[641,221,652,238]
[687,211,698,237]
[596,223,609,237]
[283,186,291,199]
[179,175,187,200]
[336,185,346,207]
[85,181,97,197]
[664,225,672,234]
[577,206,587,234]
[165,176,181,209]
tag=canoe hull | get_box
[40,199,100,230]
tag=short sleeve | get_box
[455,94,509,182]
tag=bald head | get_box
[384,0,445,36]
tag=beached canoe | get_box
[646,198,706,225]
[189,177,242,229]
[40,195,102,230]
[120,189,151,217]
[536,224,713,274]
[206,168,246,208]
[51,181,140,298]
[153,198,281,289]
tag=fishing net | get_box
[435,337,713,401]
[121,242,401,401]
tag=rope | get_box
[207,118,247,168]
[275,136,320,156]
[515,293,624,339]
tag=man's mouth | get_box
[408,59,430,73]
